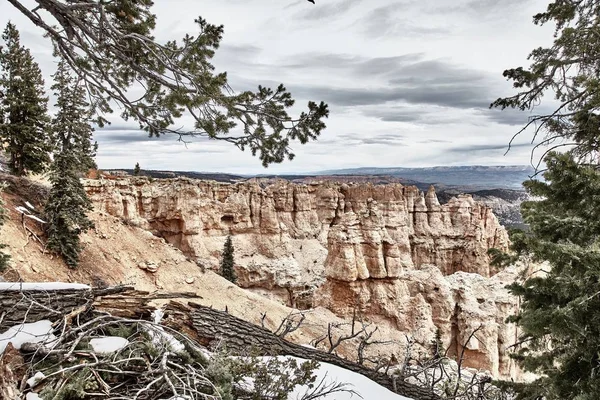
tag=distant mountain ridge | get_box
[314,165,535,190]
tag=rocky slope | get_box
[81,177,518,378]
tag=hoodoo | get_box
[84,177,518,377]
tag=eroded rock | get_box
[84,177,516,377]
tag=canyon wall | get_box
[84,177,517,377]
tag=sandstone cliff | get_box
[82,177,517,377]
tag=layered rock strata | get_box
[84,177,515,376]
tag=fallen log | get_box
[186,302,442,400]
[1,286,441,399]
[0,284,94,329]
[0,284,197,331]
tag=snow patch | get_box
[144,324,185,353]
[90,336,130,354]
[292,358,413,399]
[26,393,44,400]
[15,206,31,214]
[244,356,412,400]
[152,308,165,324]
[25,214,46,224]
[0,282,90,291]
[27,371,46,387]
[0,320,56,353]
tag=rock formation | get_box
[83,177,516,377]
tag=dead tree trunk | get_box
[0,285,174,331]
[186,303,442,400]
[0,287,94,329]
[1,287,441,400]
[0,285,202,331]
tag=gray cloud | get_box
[0,0,547,173]
[360,3,451,38]
[432,0,535,20]
[95,127,215,145]
[216,41,524,127]
[365,107,466,125]
[218,43,263,59]
[480,103,561,126]
[279,54,504,115]
[336,132,406,146]
[419,139,451,144]
[295,0,364,20]
[446,142,531,154]
[292,82,488,109]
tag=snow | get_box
[152,308,165,324]
[144,324,185,353]
[25,201,36,210]
[0,320,56,353]
[25,214,46,224]
[244,357,413,400]
[0,282,90,291]
[15,206,31,214]
[293,358,412,400]
[26,393,44,400]
[27,371,46,387]
[90,336,130,354]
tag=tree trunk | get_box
[0,285,197,331]
[185,302,441,400]
[0,286,94,330]
[0,287,441,400]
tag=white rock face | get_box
[84,177,518,378]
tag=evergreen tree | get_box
[491,2,600,398]
[430,328,444,360]
[50,58,97,174]
[220,236,236,284]
[44,60,95,268]
[492,152,600,400]
[4,3,329,167]
[133,162,141,176]
[0,22,51,176]
[491,1,600,161]
[0,187,10,272]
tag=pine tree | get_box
[44,59,95,268]
[430,328,444,360]
[220,236,236,284]
[0,187,10,272]
[491,152,600,399]
[133,162,141,176]
[491,3,600,398]
[4,3,329,167]
[51,58,97,174]
[0,22,52,176]
[491,1,600,162]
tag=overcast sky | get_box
[0,0,556,174]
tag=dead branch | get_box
[274,310,306,339]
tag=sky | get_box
[0,0,557,174]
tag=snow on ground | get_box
[0,282,90,291]
[89,336,130,354]
[0,320,56,353]
[26,371,46,387]
[144,323,186,353]
[26,393,43,400]
[247,356,413,400]
[293,358,413,400]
